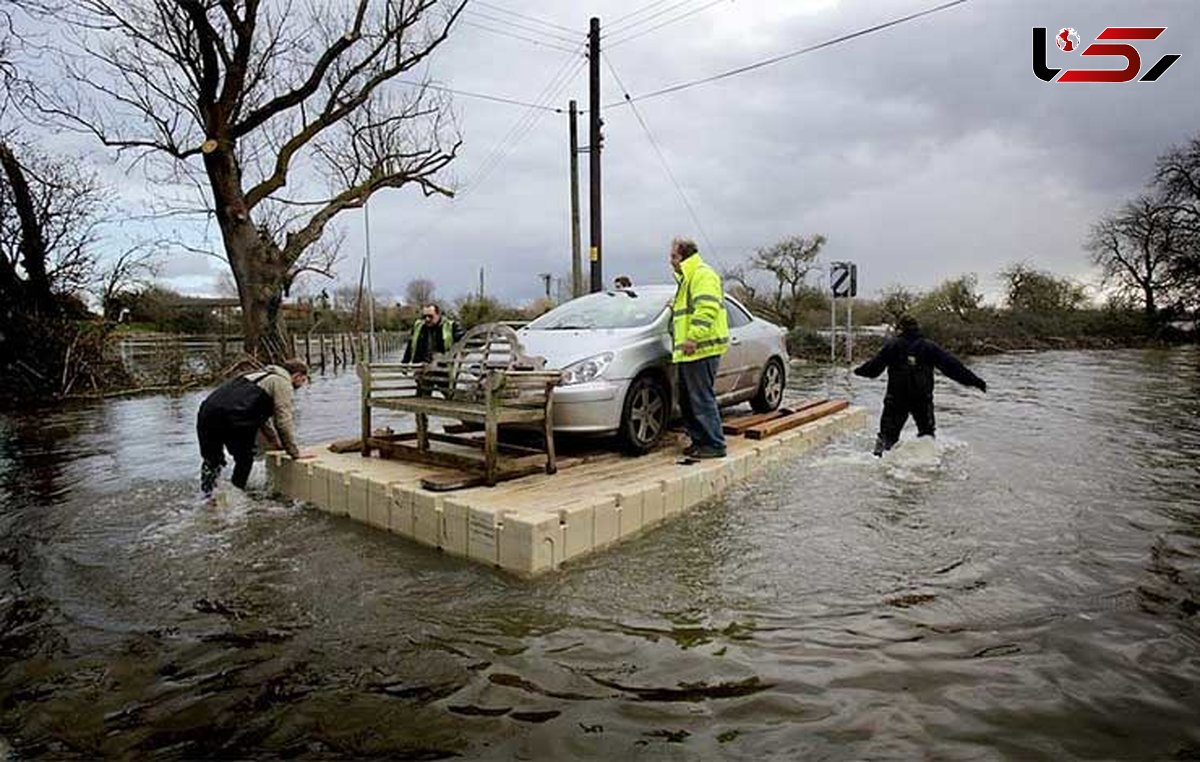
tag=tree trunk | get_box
[0,141,54,315]
[204,145,293,362]
[233,239,291,360]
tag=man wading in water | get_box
[853,315,987,456]
[196,359,314,495]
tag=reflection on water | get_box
[1,349,1198,758]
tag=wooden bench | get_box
[357,324,562,487]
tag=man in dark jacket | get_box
[402,303,464,364]
[196,359,312,495]
[853,315,986,456]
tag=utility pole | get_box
[588,17,603,293]
[539,272,552,299]
[364,199,375,360]
[568,100,582,298]
[478,266,485,300]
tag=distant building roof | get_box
[166,297,241,308]
[165,296,311,314]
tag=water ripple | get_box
[0,349,1198,757]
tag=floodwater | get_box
[1,348,1197,759]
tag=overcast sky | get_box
[97,0,1200,305]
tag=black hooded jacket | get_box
[853,329,986,401]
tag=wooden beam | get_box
[743,399,850,440]
[424,431,546,457]
[722,399,830,434]
[419,454,586,492]
[329,437,363,453]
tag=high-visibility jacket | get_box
[406,317,457,363]
[671,253,729,363]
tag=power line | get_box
[607,0,732,48]
[604,0,969,108]
[459,19,582,54]
[466,45,587,193]
[473,0,579,36]
[390,41,587,260]
[396,44,586,261]
[396,80,564,112]
[602,52,718,257]
[463,8,582,45]
[609,0,678,30]
[605,0,713,40]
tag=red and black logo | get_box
[1033,27,1180,83]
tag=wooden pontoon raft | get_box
[267,402,867,576]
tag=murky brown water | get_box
[1,348,1198,759]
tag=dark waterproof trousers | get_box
[196,375,274,494]
[677,355,726,452]
[197,420,258,493]
[875,393,935,455]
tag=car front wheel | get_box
[618,374,668,454]
[750,357,785,413]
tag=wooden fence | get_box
[115,331,406,379]
[291,331,405,369]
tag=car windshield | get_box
[526,291,669,330]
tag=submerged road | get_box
[0,347,1197,758]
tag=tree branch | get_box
[229,0,369,139]
[283,136,458,261]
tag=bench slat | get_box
[370,398,548,424]
[360,322,561,485]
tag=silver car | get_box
[517,285,788,453]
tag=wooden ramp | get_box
[268,404,867,576]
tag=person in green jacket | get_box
[670,238,730,459]
[403,303,464,364]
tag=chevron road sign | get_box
[830,261,857,298]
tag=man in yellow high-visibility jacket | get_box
[403,303,464,364]
[670,238,730,459]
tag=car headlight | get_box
[560,352,614,385]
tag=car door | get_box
[716,297,755,396]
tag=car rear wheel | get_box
[618,374,668,454]
[750,357,785,413]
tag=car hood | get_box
[517,325,665,369]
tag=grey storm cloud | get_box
[340,0,1200,306]
[40,0,1198,305]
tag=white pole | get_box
[830,294,836,364]
[846,297,853,366]
[364,199,376,361]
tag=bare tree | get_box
[1000,263,1088,313]
[917,274,982,319]
[1155,134,1200,232]
[1088,197,1178,318]
[38,0,465,359]
[878,284,918,326]
[0,137,106,313]
[97,245,158,320]
[404,277,434,307]
[721,264,759,305]
[1152,134,1200,311]
[0,5,13,93]
[736,234,827,329]
[0,134,136,402]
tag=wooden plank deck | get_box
[267,405,868,576]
